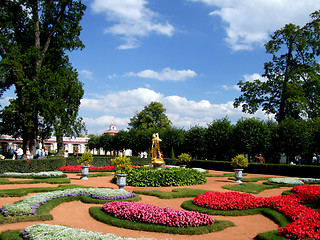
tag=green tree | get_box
[277,118,312,163]
[206,117,234,161]
[128,102,172,130]
[184,125,207,159]
[232,118,270,161]
[234,11,320,122]
[0,0,86,154]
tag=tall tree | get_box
[234,10,320,122]
[0,0,86,153]
[128,102,172,130]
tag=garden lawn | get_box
[0,170,297,240]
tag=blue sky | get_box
[3,0,320,135]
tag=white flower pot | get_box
[234,169,244,183]
[116,173,127,190]
[81,166,89,180]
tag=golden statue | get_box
[151,133,165,166]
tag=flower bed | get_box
[193,185,320,239]
[102,201,214,228]
[1,171,65,178]
[1,188,135,216]
[268,177,320,185]
[59,165,115,172]
[20,224,156,240]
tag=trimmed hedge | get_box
[0,158,66,173]
[126,167,207,187]
[188,160,320,178]
[2,156,318,177]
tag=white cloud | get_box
[126,67,197,81]
[189,0,320,51]
[79,69,94,79]
[91,0,174,49]
[222,84,239,91]
[80,87,274,133]
[108,73,117,79]
[243,73,267,82]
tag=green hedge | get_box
[126,167,207,187]
[0,158,66,173]
[188,160,320,178]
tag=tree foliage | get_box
[128,102,172,130]
[234,10,320,122]
[0,0,86,153]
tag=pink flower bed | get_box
[59,165,115,172]
[102,201,214,228]
[193,185,320,239]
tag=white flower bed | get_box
[1,171,65,178]
[191,168,207,173]
[268,177,320,185]
[1,188,134,216]
[21,224,159,240]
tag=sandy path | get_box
[0,170,292,240]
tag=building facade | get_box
[0,135,89,155]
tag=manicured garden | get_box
[0,166,318,240]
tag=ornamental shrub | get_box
[176,153,191,164]
[77,152,93,166]
[231,155,248,168]
[111,156,132,174]
[126,167,207,187]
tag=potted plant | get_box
[77,152,94,180]
[176,153,191,168]
[111,156,132,190]
[231,154,248,183]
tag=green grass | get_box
[231,177,270,182]
[206,173,247,177]
[0,178,70,185]
[89,207,234,235]
[133,188,212,199]
[76,172,113,177]
[222,182,280,194]
[0,184,90,197]
[0,230,22,240]
[0,174,67,179]
[254,231,288,240]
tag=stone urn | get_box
[115,173,127,190]
[234,169,244,183]
[81,165,89,180]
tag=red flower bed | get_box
[193,185,320,239]
[102,201,214,228]
[59,165,114,172]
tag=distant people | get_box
[35,147,41,159]
[41,148,46,158]
[312,153,317,165]
[317,152,320,165]
[64,150,68,158]
[26,148,31,159]
[10,148,15,160]
[16,145,23,160]
[295,155,301,165]
[74,150,78,158]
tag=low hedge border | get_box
[133,188,212,199]
[0,178,70,185]
[0,194,140,225]
[89,206,234,235]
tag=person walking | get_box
[16,146,23,160]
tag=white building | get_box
[0,135,89,154]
